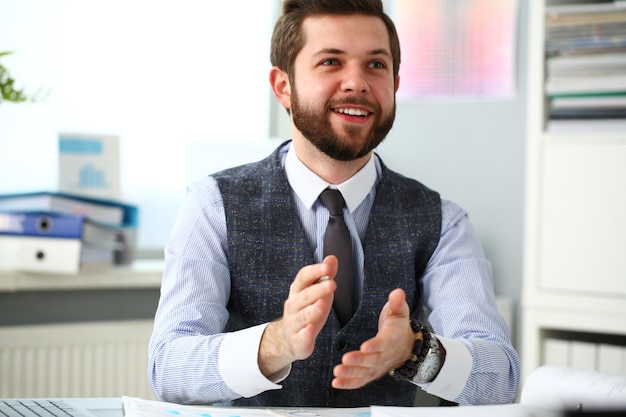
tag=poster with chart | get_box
[58,133,121,199]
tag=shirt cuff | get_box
[413,335,472,402]
[218,323,289,398]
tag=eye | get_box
[321,58,339,66]
[368,60,387,69]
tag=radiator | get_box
[0,320,155,399]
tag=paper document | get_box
[371,405,555,417]
[268,408,370,417]
[122,397,370,417]
[519,366,626,411]
[123,397,274,417]
[123,396,558,417]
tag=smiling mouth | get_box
[333,107,370,117]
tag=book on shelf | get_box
[547,118,626,133]
[0,211,124,250]
[546,39,626,57]
[544,2,626,124]
[547,93,626,123]
[0,235,115,274]
[0,191,138,227]
[550,106,626,119]
[0,211,128,274]
[547,53,626,75]
[0,191,139,265]
[551,94,626,108]
[548,92,626,117]
[546,2,626,30]
[545,74,626,96]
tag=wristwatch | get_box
[389,320,444,383]
[414,333,442,383]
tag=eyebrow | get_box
[313,48,392,58]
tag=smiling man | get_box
[285,13,397,165]
[148,0,520,408]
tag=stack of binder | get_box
[545,2,626,127]
[0,191,139,274]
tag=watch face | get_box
[418,354,441,381]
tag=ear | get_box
[394,75,400,93]
[269,66,292,110]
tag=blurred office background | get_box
[0,0,527,313]
[0,0,528,399]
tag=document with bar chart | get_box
[58,133,120,199]
[122,397,371,417]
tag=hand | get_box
[332,288,414,390]
[258,256,338,377]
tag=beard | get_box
[290,87,396,161]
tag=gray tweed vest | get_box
[213,142,441,407]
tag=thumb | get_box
[387,288,409,317]
[379,288,410,326]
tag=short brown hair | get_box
[270,0,401,80]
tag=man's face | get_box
[289,14,398,161]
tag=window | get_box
[0,0,278,251]
[390,0,517,100]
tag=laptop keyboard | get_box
[0,400,81,417]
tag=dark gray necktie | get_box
[320,188,354,326]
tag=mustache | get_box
[326,97,380,113]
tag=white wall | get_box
[0,0,276,249]
[377,2,529,339]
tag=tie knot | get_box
[320,189,345,216]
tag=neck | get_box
[291,136,371,185]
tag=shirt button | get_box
[335,339,348,351]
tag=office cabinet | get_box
[521,0,626,382]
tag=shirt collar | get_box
[284,142,377,212]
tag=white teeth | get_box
[335,108,369,117]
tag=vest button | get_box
[335,339,348,351]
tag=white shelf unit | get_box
[521,0,626,383]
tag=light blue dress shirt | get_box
[148,142,520,405]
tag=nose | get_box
[341,64,370,94]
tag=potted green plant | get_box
[0,51,39,104]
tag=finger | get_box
[332,376,359,390]
[331,367,377,390]
[318,255,338,283]
[285,257,337,316]
[359,291,410,353]
[386,288,408,315]
[332,377,366,390]
[377,288,408,322]
[283,259,338,339]
[333,350,394,389]
[283,287,334,325]
[295,296,333,329]
[315,255,338,283]
[360,321,411,357]
[338,350,382,369]
[290,256,338,293]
